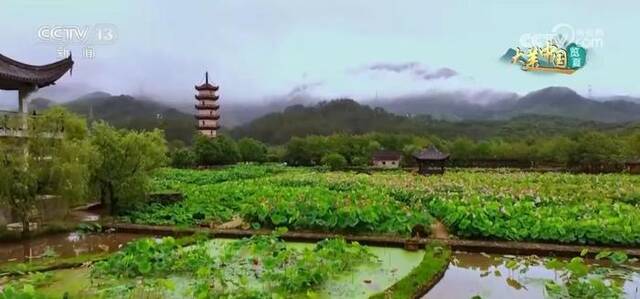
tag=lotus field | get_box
[125,165,640,246]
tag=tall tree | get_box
[0,107,93,237]
[237,138,267,162]
[193,134,241,165]
[90,122,167,214]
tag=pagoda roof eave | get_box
[194,83,219,91]
[0,53,74,90]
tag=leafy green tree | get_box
[321,153,347,171]
[0,107,93,237]
[571,132,622,165]
[193,134,241,165]
[447,137,475,160]
[266,146,286,162]
[284,136,329,166]
[237,138,267,162]
[170,148,197,168]
[90,122,167,214]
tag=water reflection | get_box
[425,251,640,299]
[0,232,150,263]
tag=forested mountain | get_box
[30,92,196,144]
[374,87,640,123]
[230,98,635,144]
[28,86,640,145]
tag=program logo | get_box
[501,40,586,75]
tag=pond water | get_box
[4,232,640,299]
[425,251,640,299]
[0,232,150,263]
[28,239,424,298]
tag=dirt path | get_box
[430,220,450,239]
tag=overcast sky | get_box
[1,0,639,107]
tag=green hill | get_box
[230,98,631,144]
[31,92,196,144]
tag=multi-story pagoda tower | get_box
[194,72,220,138]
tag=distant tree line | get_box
[171,129,640,170]
[229,99,637,145]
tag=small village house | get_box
[372,150,403,168]
[625,160,640,174]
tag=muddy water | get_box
[425,251,640,299]
[0,232,150,263]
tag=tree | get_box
[571,132,621,165]
[90,122,167,214]
[237,138,267,162]
[0,107,93,237]
[170,148,197,168]
[193,134,241,165]
[321,153,347,171]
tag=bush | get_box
[170,148,196,168]
[321,153,347,171]
[193,134,241,166]
[237,138,267,162]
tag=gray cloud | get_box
[363,62,458,81]
[417,67,458,80]
[287,81,324,97]
[367,62,420,73]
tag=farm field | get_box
[128,164,640,246]
[2,165,640,298]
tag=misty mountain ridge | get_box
[372,86,640,123]
[26,86,640,144]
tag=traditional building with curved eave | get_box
[0,53,73,136]
[194,72,220,138]
[413,145,450,175]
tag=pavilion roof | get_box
[413,145,449,161]
[372,150,402,161]
[0,53,74,90]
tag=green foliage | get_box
[321,153,347,170]
[169,148,197,168]
[543,257,625,298]
[370,243,451,299]
[92,236,212,279]
[135,165,640,245]
[0,284,47,299]
[129,166,432,235]
[193,134,241,165]
[237,137,268,162]
[90,121,168,214]
[0,107,93,236]
[90,233,377,298]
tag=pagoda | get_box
[194,72,220,138]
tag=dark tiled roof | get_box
[195,83,219,91]
[0,53,73,90]
[372,150,402,161]
[413,145,449,161]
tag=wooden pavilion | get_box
[413,145,449,175]
[0,53,73,136]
